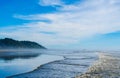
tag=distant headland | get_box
[0,38,46,49]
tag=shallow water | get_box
[0,49,98,78]
[0,50,64,78]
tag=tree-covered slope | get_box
[0,38,46,49]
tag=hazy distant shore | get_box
[0,49,46,52]
[76,52,120,78]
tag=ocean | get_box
[0,49,98,78]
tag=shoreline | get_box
[76,52,120,78]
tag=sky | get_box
[0,0,120,50]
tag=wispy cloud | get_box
[1,0,120,49]
[39,0,63,6]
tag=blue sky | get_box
[0,0,120,50]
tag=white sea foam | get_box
[76,52,120,78]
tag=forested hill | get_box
[0,38,46,49]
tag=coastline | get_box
[76,52,120,78]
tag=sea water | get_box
[0,49,98,78]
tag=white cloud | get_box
[39,0,63,6]
[1,0,120,49]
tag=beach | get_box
[1,50,119,78]
[76,52,120,78]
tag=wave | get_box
[76,52,120,78]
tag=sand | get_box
[76,53,120,78]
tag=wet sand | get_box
[76,53,120,78]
